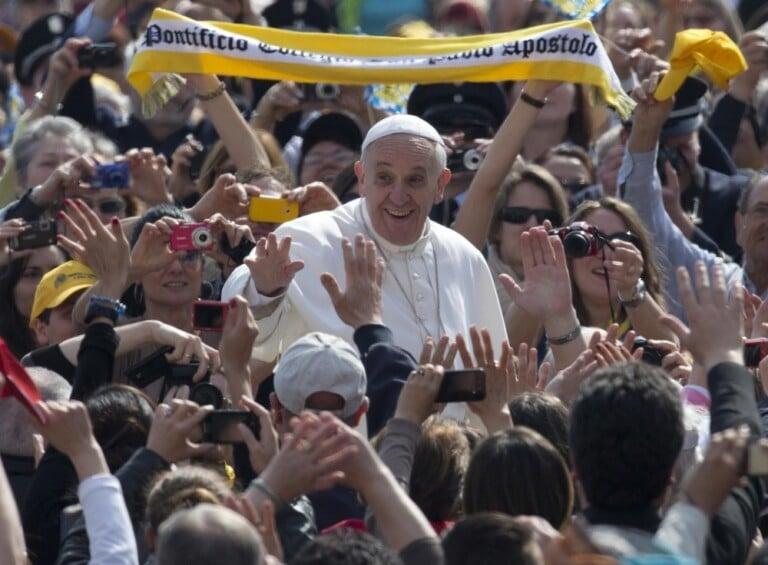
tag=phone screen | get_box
[193,301,228,331]
[744,339,768,368]
[435,369,486,403]
[202,411,260,444]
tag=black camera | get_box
[91,162,130,189]
[549,222,611,258]
[302,83,341,101]
[632,337,666,366]
[77,42,121,69]
[10,220,57,251]
[448,148,484,173]
[656,144,685,185]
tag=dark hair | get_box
[130,204,193,248]
[442,513,542,565]
[570,363,684,509]
[146,465,231,532]
[409,417,470,521]
[463,427,573,528]
[508,393,570,463]
[537,143,597,184]
[567,85,596,150]
[290,529,401,565]
[85,384,155,472]
[0,255,39,357]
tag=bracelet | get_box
[520,91,547,109]
[547,325,581,345]
[196,81,226,101]
[250,478,285,509]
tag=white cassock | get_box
[222,197,507,363]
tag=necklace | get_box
[358,206,445,343]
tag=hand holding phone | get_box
[10,220,57,251]
[248,196,299,224]
[435,369,486,403]
[202,410,260,444]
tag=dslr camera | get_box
[90,162,130,189]
[448,148,484,173]
[77,42,120,69]
[170,223,214,251]
[549,222,612,258]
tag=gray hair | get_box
[0,367,71,456]
[737,173,767,214]
[14,116,93,187]
[156,504,264,565]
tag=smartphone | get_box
[202,410,260,444]
[436,369,486,403]
[744,338,768,368]
[193,300,228,332]
[10,220,57,251]
[248,196,299,224]
[170,223,214,251]
[188,146,207,180]
[748,442,768,475]
[90,162,131,189]
[77,42,120,69]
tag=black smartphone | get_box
[10,220,57,251]
[745,339,768,368]
[193,300,228,332]
[436,369,486,403]
[202,410,260,444]
[77,42,120,69]
[188,146,207,180]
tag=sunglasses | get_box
[500,206,562,226]
[81,198,126,215]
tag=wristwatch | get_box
[84,295,126,324]
[618,279,646,309]
[34,91,63,114]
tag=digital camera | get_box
[77,42,120,69]
[10,220,57,251]
[548,222,610,258]
[170,223,214,251]
[302,82,341,101]
[91,162,130,189]
[448,148,484,173]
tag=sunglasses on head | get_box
[500,206,562,226]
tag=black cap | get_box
[300,112,364,161]
[14,13,72,87]
[407,82,508,138]
[263,0,335,31]
[661,76,708,138]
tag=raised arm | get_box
[453,80,560,250]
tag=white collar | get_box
[358,197,432,256]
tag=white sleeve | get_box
[653,501,709,562]
[78,474,138,565]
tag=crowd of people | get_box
[0,0,767,563]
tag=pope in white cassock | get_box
[222,114,507,362]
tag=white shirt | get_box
[222,197,507,363]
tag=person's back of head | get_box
[290,529,401,565]
[570,362,684,510]
[0,367,70,456]
[85,384,155,472]
[155,504,264,565]
[442,513,543,565]
[409,416,470,522]
[463,427,573,529]
[508,392,570,463]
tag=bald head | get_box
[155,504,264,565]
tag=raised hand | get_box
[219,296,259,400]
[57,199,130,296]
[150,322,221,381]
[0,220,31,267]
[605,239,644,298]
[238,396,279,474]
[245,233,304,296]
[32,155,98,206]
[283,182,341,216]
[38,38,93,111]
[394,364,444,425]
[129,221,177,281]
[500,227,573,323]
[660,263,744,372]
[545,349,599,405]
[169,135,203,200]
[189,173,261,222]
[146,400,214,463]
[125,148,172,206]
[419,335,458,368]
[320,234,383,328]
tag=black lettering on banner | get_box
[585,42,597,56]
[568,38,580,53]
[174,31,186,44]
[259,42,278,54]
[236,39,248,51]
[163,30,174,44]
[522,39,534,58]
[579,34,589,54]
[480,47,493,57]
[536,38,547,52]
[503,42,520,56]
[142,25,162,47]
[549,37,559,52]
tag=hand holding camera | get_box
[31,155,98,207]
[129,221,177,282]
[146,400,215,463]
[37,38,93,114]
[603,239,645,298]
[252,81,305,128]
[0,220,33,267]
[125,148,172,206]
[188,173,261,222]
[394,364,445,425]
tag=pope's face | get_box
[356,134,450,246]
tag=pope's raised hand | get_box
[245,233,304,296]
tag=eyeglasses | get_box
[499,206,562,226]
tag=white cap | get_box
[274,332,366,419]
[361,114,445,153]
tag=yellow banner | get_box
[127,8,635,119]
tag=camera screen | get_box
[193,302,227,330]
[436,369,486,403]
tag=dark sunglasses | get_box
[605,231,641,248]
[499,206,562,226]
[81,198,126,215]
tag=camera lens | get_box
[562,231,592,258]
[189,383,224,409]
[192,227,212,249]
[316,83,340,100]
[463,149,484,171]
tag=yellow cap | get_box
[655,29,747,101]
[30,261,96,325]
